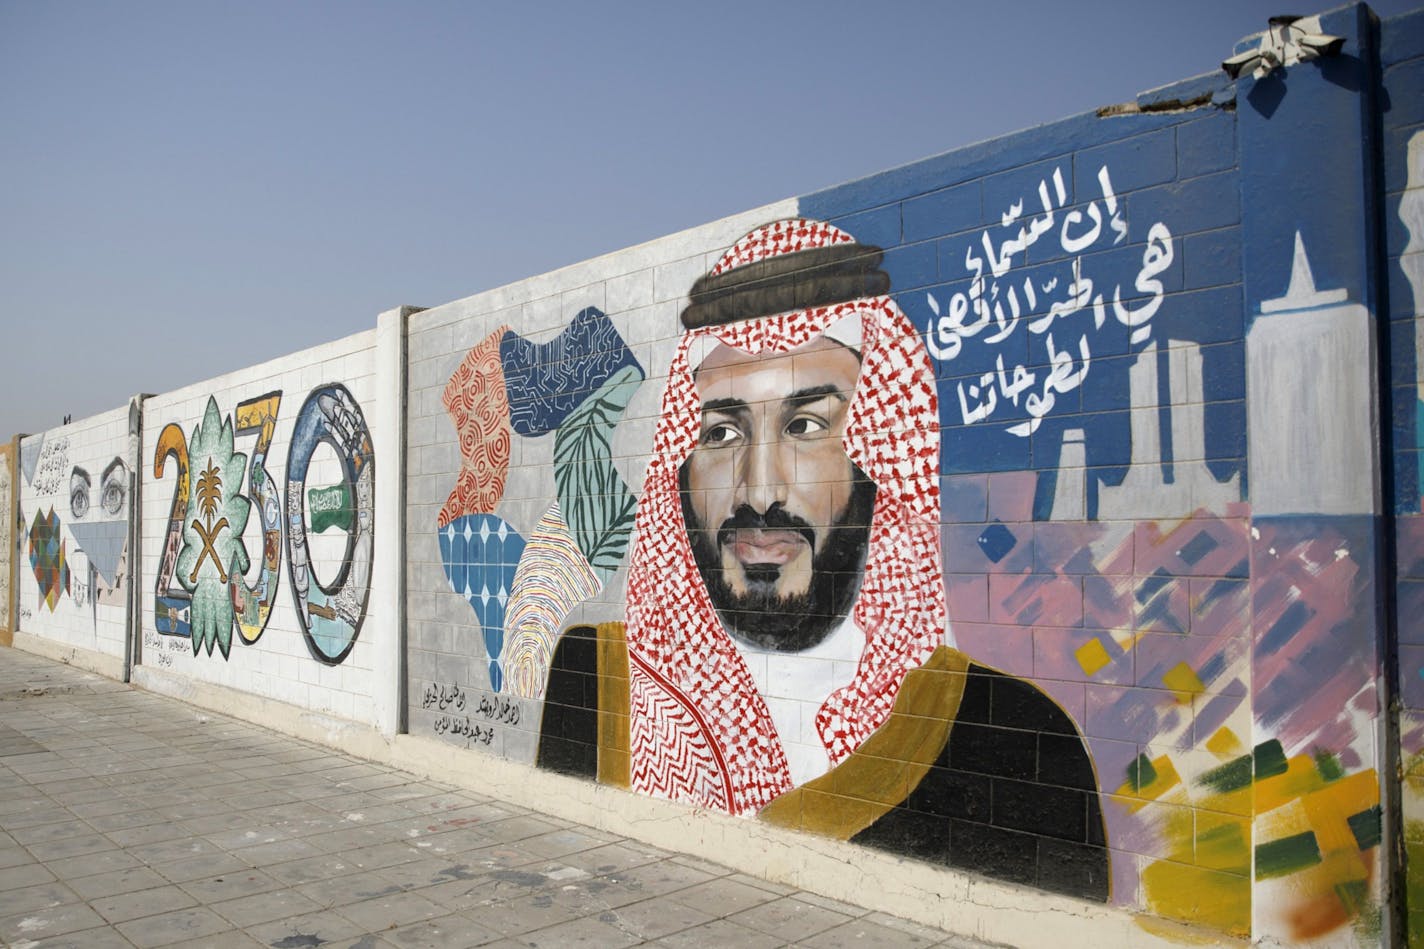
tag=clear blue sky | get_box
[2,0,1416,440]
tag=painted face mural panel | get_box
[14,409,133,658]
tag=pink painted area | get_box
[988,572,1084,627]
[1399,514,1424,579]
[1083,574,1134,629]
[1085,682,1191,748]
[1033,627,1132,686]
[1188,577,1250,642]
[940,472,988,523]
[949,621,1034,677]
[1251,518,1378,762]
[944,572,989,624]
[986,470,1037,522]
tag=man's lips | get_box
[723,528,809,565]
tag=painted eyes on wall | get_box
[101,458,128,517]
[67,458,128,521]
[69,467,91,520]
[698,415,831,449]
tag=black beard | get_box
[679,466,877,652]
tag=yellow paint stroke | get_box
[1075,637,1112,676]
[1162,661,1205,703]
[1115,754,1180,813]
[1206,727,1245,760]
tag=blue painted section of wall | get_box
[801,89,1248,509]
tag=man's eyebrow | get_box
[784,384,849,408]
[700,397,748,415]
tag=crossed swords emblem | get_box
[189,515,231,583]
[189,456,232,584]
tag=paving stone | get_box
[802,916,944,947]
[650,916,789,948]
[115,905,233,947]
[727,894,854,941]
[382,912,504,948]
[92,883,199,924]
[595,894,717,940]
[210,886,326,928]
[667,875,783,917]
[68,865,172,900]
[0,880,82,917]
[0,901,110,942]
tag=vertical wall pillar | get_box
[372,305,415,738]
[0,437,16,647]
[1237,4,1391,943]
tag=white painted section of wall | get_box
[138,328,385,726]
[1248,311,1378,516]
[0,453,11,632]
[370,306,409,738]
[1097,340,1240,520]
[15,405,135,660]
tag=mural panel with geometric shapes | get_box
[14,406,134,660]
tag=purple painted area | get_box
[1251,517,1379,765]
[940,473,988,523]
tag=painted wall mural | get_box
[151,385,374,664]
[1388,16,1424,944]
[13,411,133,657]
[435,306,643,697]
[0,444,13,640]
[404,10,1406,936]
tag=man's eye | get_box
[785,416,829,437]
[701,424,741,446]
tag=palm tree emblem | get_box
[189,461,231,583]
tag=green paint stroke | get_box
[1315,749,1345,782]
[1255,830,1322,880]
[553,364,642,578]
[1199,739,1288,794]
[1348,805,1382,851]
[1126,754,1157,792]
[308,483,353,533]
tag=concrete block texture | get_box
[18,8,1424,945]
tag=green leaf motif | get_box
[174,396,251,659]
[552,365,643,578]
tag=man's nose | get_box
[735,438,791,514]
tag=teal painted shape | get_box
[552,364,643,577]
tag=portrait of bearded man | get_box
[539,219,1109,901]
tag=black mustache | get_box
[716,505,816,550]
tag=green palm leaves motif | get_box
[552,365,642,577]
[176,397,251,658]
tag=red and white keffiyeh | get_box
[624,220,945,816]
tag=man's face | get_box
[680,334,876,651]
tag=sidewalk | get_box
[0,647,997,948]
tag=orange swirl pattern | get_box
[437,330,513,528]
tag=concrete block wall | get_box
[399,5,1401,944]
[1384,5,1424,946]
[0,441,15,646]
[12,403,136,677]
[134,329,390,728]
[0,4,1417,945]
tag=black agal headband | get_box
[681,241,891,331]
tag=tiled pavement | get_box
[0,648,997,948]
